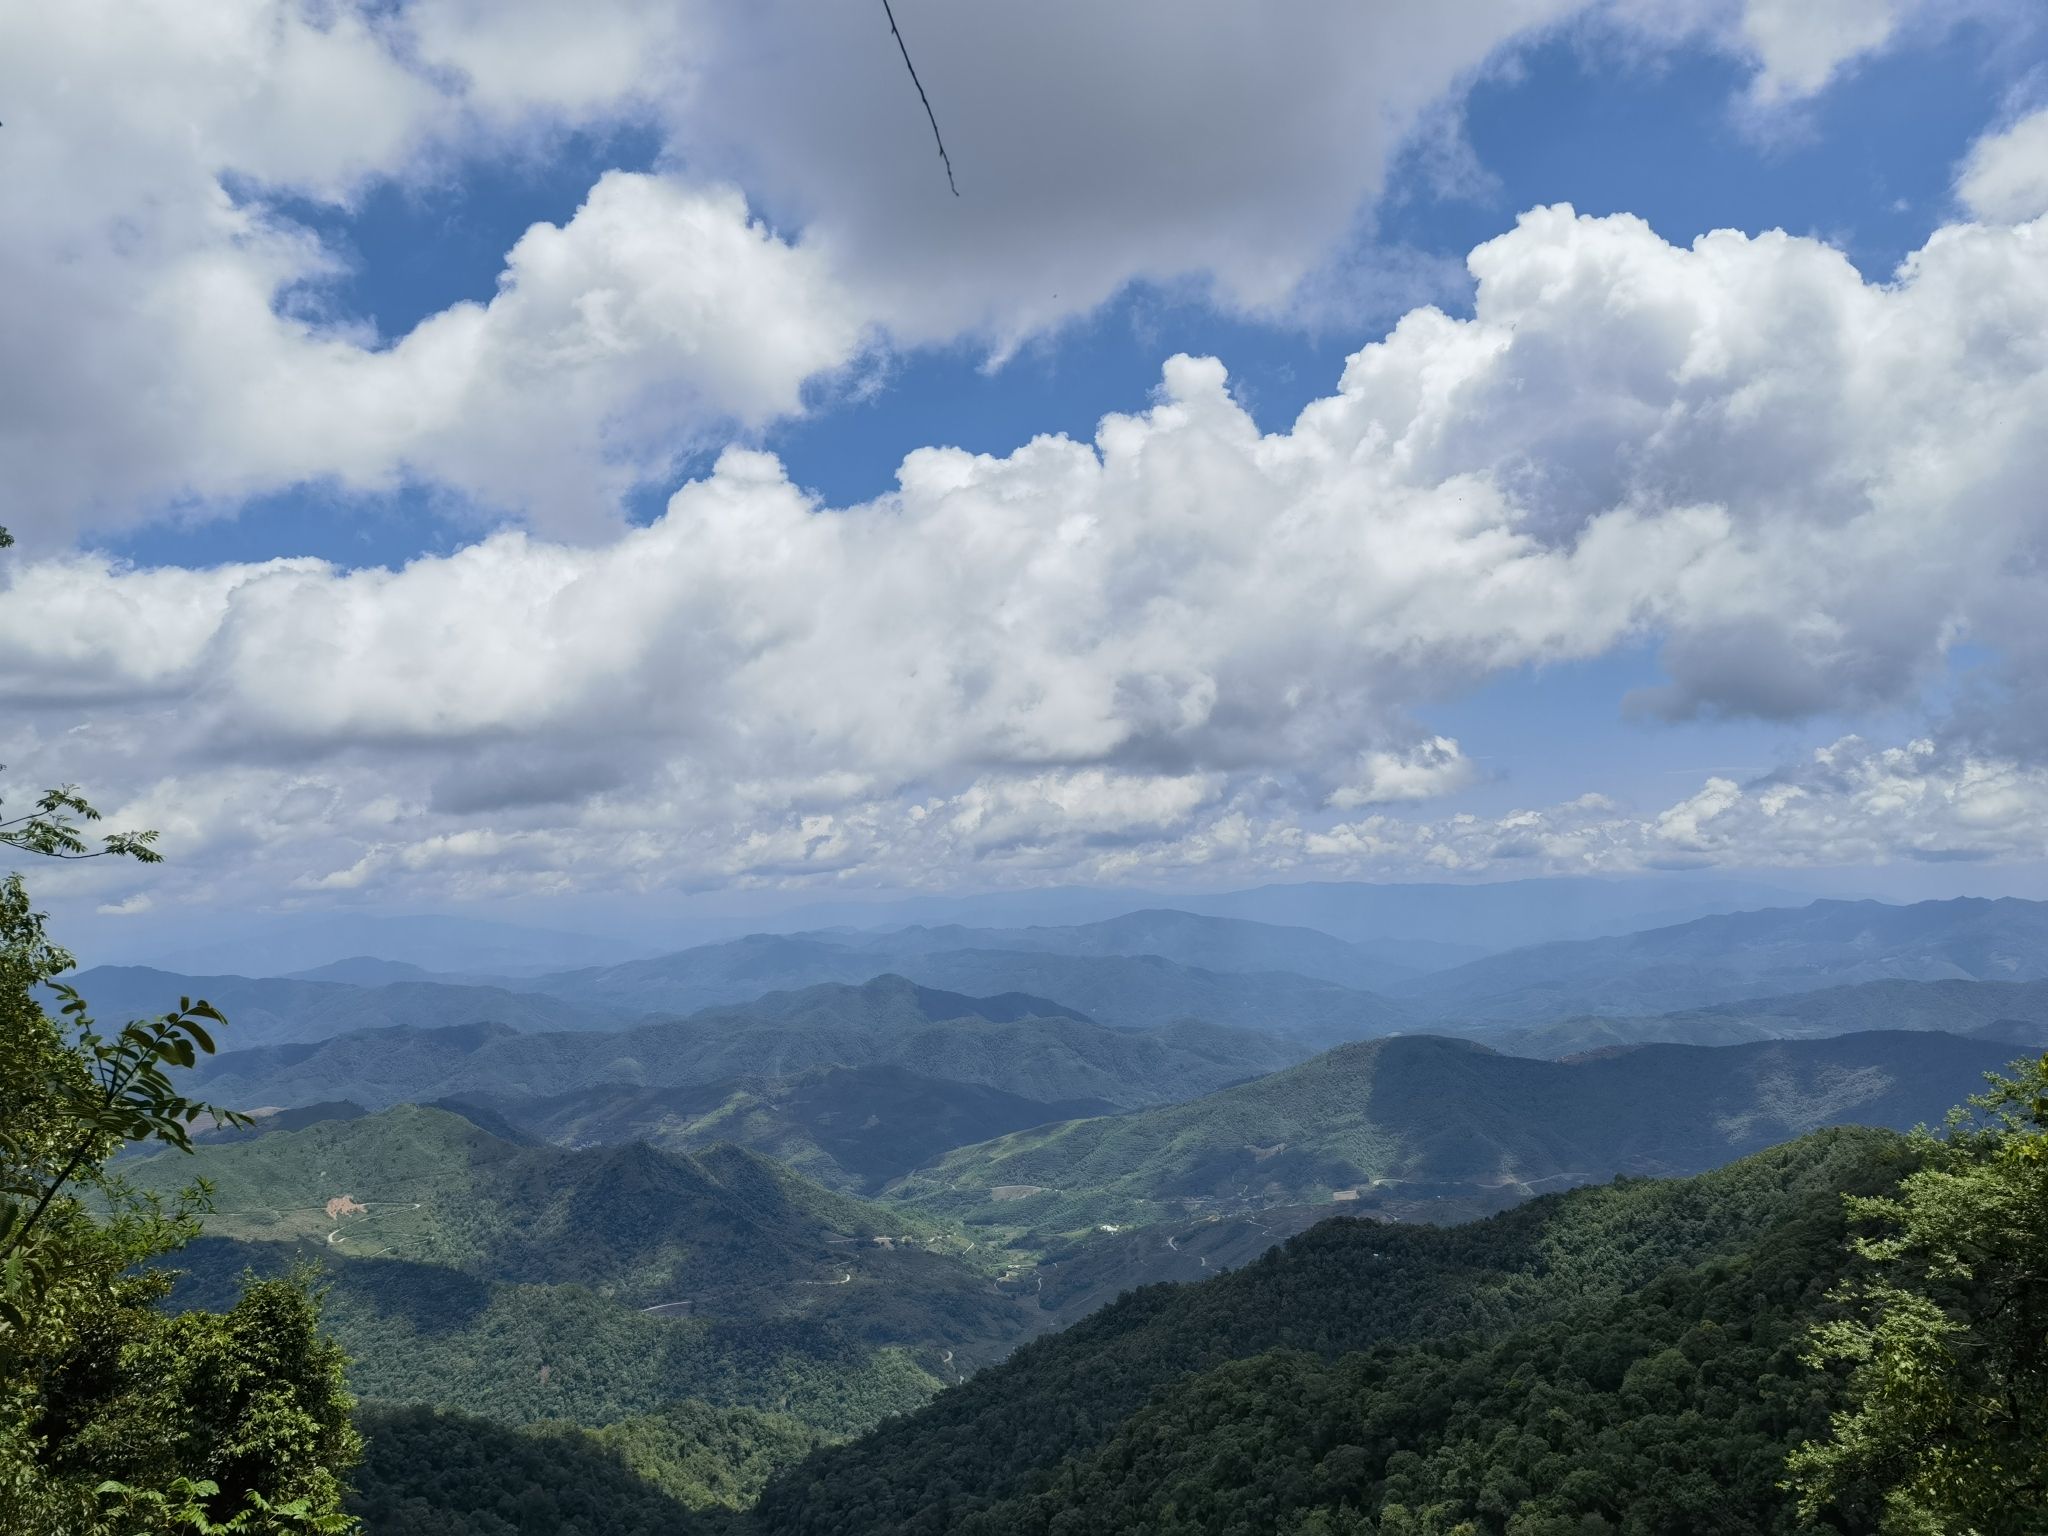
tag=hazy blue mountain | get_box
[191,975,1304,1114]
[741,874,1809,955]
[879,949,1411,1045]
[63,964,626,1050]
[825,908,1431,989]
[527,935,882,1014]
[1478,977,2048,1057]
[1399,896,2048,1022]
[531,939,1412,1046]
[696,977,1095,1028]
[1159,874,1810,949]
[286,955,443,985]
[134,910,652,979]
[897,1029,2018,1234]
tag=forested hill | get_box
[897,1028,2022,1232]
[742,1128,1915,1534]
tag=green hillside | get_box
[896,1030,2023,1235]
[744,1128,1915,1534]
[190,975,1302,1114]
[131,1107,1038,1433]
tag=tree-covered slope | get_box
[896,1030,2020,1234]
[191,975,1302,1113]
[1399,895,2048,1022]
[745,1128,1915,1534]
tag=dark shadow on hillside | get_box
[164,1237,495,1335]
[328,1254,496,1334]
[350,1402,715,1534]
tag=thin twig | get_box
[880,0,959,196]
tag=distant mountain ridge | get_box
[750,874,1807,952]
[137,910,652,978]
[1400,895,2048,1022]
[60,965,627,1049]
[818,908,1433,990]
[525,933,1414,1046]
[1479,976,2048,1057]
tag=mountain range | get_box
[521,928,1415,1044]
[736,874,1807,954]
[81,897,2048,1073]
[1479,976,2048,1057]
[189,974,1300,1117]
[816,908,1430,990]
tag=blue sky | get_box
[8,0,2048,946]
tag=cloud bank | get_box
[10,190,2048,905]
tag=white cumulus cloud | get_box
[1958,106,2048,223]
